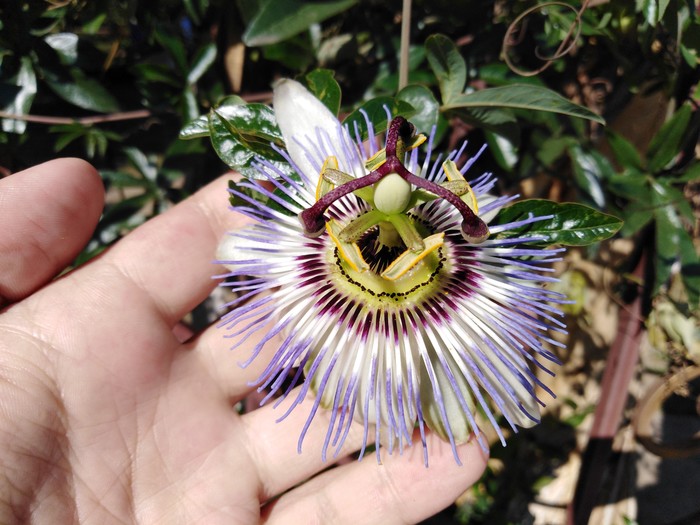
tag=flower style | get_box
[217,79,566,465]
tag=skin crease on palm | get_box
[0,158,488,525]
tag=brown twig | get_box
[0,109,152,126]
[502,0,592,77]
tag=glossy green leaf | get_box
[44,33,79,65]
[303,69,341,116]
[638,0,658,26]
[647,104,692,173]
[187,42,217,85]
[2,56,36,134]
[342,97,416,141]
[396,84,440,135]
[214,102,284,153]
[484,131,519,171]
[210,102,292,179]
[491,200,623,246]
[443,85,605,124]
[180,95,246,140]
[179,114,211,139]
[45,68,120,113]
[243,0,357,46]
[124,147,157,181]
[210,112,258,178]
[425,34,466,104]
[568,145,612,208]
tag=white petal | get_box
[420,347,477,444]
[477,193,502,223]
[216,227,269,272]
[273,79,361,182]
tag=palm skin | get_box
[0,158,487,525]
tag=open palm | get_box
[0,159,487,525]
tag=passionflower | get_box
[217,79,565,465]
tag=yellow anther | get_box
[326,219,370,273]
[442,160,478,213]
[316,156,340,201]
[365,148,387,172]
[380,232,444,281]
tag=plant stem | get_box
[568,253,645,525]
[0,110,151,126]
[398,0,412,90]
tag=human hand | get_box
[0,158,488,524]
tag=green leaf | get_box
[303,69,341,116]
[452,106,520,145]
[657,0,671,23]
[52,129,85,152]
[45,68,120,113]
[243,0,357,46]
[210,112,257,177]
[181,95,247,140]
[653,204,681,294]
[1,56,36,134]
[491,200,623,246]
[568,145,613,208]
[123,147,157,181]
[214,102,285,154]
[154,28,188,74]
[425,34,466,104]
[484,131,519,171]
[187,42,217,85]
[606,131,643,171]
[608,171,651,202]
[44,33,79,65]
[396,84,440,135]
[209,101,292,179]
[132,63,181,86]
[647,104,692,173]
[637,0,658,26]
[101,170,154,189]
[669,162,700,183]
[82,13,107,34]
[679,237,700,309]
[538,136,574,167]
[619,203,653,237]
[443,85,605,124]
[342,97,416,141]
[180,114,211,139]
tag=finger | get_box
[0,158,103,304]
[239,388,367,501]
[263,432,489,525]
[96,174,238,325]
[186,304,284,403]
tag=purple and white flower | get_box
[217,79,565,465]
